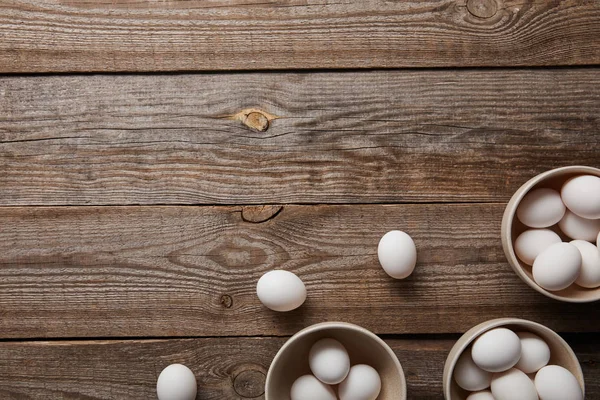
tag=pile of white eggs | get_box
[291,338,381,400]
[515,174,600,291]
[454,327,583,400]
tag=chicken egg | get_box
[156,364,197,400]
[377,230,417,279]
[309,338,350,385]
[338,364,381,400]
[534,365,584,400]
[532,242,582,291]
[517,188,565,228]
[466,390,495,400]
[290,374,336,400]
[514,332,550,374]
[514,229,562,265]
[491,368,538,400]
[558,210,600,242]
[571,240,600,288]
[471,328,522,373]
[453,348,492,391]
[561,175,600,219]
[256,270,306,312]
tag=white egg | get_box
[558,209,600,242]
[561,175,600,219]
[598,230,600,247]
[514,332,550,374]
[471,328,522,373]
[514,229,562,265]
[338,364,381,400]
[532,242,582,291]
[156,364,197,400]
[377,230,417,279]
[309,338,350,385]
[290,375,336,400]
[517,188,565,228]
[453,348,492,391]
[256,270,306,312]
[491,368,538,400]
[571,239,600,288]
[466,391,495,400]
[534,365,584,400]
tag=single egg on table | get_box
[532,242,582,291]
[558,210,600,242]
[291,374,336,400]
[338,364,381,400]
[561,175,600,219]
[471,328,522,373]
[466,391,495,400]
[156,364,197,400]
[309,338,350,385]
[491,368,538,400]
[571,239,600,288]
[514,332,551,374]
[517,188,565,228]
[256,270,306,312]
[377,230,417,279]
[453,348,492,391]
[534,365,584,400]
[514,229,562,265]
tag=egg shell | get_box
[156,364,197,400]
[338,364,382,400]
[534,365,584,400]
[453,348,492,391]
[466,391,495,400]
[514,332,551,374]
[561,175,600,219]
[290,375,336,400]
[571,240,600,288]
[256,270,306,312]
[558,209,600,242]
[309,338,351,385]
[471,328,522,373]
[517,188,565,228]
[597,230,600,247]
[532,242,582,291]
[377,230,417,279]
[491,368,538,400]
[514,229,562,265]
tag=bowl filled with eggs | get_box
[265,321,406,400]
[501,165,600,302]
[443,318,584,400]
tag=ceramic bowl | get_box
[265,321,407,400]
[501,165,600,302]
[443,318,584,399]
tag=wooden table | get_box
[0,1,599,399]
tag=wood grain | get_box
[1,69,599,206]
[0,335,597,399]
[1,0,599,72]
[2,204,600,339]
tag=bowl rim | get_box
[501,165,600,303]
[265,321,407,400]
[442,317,585,400]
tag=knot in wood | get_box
[466,0,498,18]
[241,205,283,223]
[233,369,265,398]
[244,112,269,132]
[220,294,233,308]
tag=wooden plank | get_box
[2,204,600,339]
[0,336,597,399]
[1,69,599,206]
[1,0,599,73]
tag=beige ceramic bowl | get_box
[265,321,407,400]
[443,318,584,400]
[501,165,600,302]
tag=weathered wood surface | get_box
[1,0,599,73]
[0,335,597,399]
[2,204,600,339]
[1,69,599,206]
